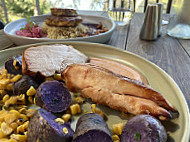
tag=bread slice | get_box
[22,44,88,77]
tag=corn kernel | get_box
[22,121,29,130]
[0,79,10,89]
[75,97,84,104]
[0,129,6,138]
[17,94,25,102]
[10,122,18,130]
[1,122,13,135]
[63,127,68,134]
[62,114,71,122]
[7,139,18,142]
[112,135,120,141]
[18,108,26,114]
[10,134,27,142]
[0,138,9,141]
[6,83,13,91]
[55,118,65,124]
[4,113,18,124]
[10,74,22,83]
[28,96,33,104]
[16,105,27,110]
[26,86,36,96]
[18,114,28,122]
[54,74,62,80]
[3,95,10,103]
[0,90,7,96]
[13,60,19,70]
[33,97,36,104]
[112,123,125,135]
[5,96,18,107]
[91,104,105,118]
[10,110,20,118]
[16,125,25,134]
[70,104,81,115]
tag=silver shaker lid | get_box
[139,4,159,40]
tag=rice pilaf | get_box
[41,22,88,39]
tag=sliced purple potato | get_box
[73,113,113,142]
[5,55,22,75]
[36,80,71,113]
[27,108,73,142]
[120,114,167,142]
[13,75,39,95]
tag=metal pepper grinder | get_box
[140,4,159,40]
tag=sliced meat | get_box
[62,64,178,119]
[81,87,171,119]
[89,57,149,84]
[45,16,82,27]
[51,8,78,17]
[73,113,112,142]
[22,44,88,77]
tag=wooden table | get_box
[1,13,190,110]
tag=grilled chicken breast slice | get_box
[62,63,177,114]
[22,44,88,77]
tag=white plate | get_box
[4,14,116,45]
[0,42,189,142]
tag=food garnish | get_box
[134,132,140,141]
[16,17,46,38]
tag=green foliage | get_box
[1,0,51,23]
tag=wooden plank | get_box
[178,39,190,56]
[126,13,190,107]
[0,30,14,50]
[107,24,128,50]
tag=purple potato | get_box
[5,55,22,75]
[13,75,39,95]
[120,114,167,142]
[36,80,71,113]
[27,108,73,142]
[73,113,113,142]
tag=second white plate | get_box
[4,14,116,45]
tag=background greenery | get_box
[0,0,177,24]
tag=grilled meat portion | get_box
[89,57,149,84]
[22,44,88,77]
[51,8,78,17]
[62,64,178,119]
[45,16,82,27]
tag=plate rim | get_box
[0,41,189,142]
[4,14,116,41]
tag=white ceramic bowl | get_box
[4,14,116,45]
